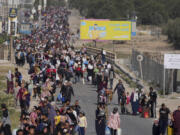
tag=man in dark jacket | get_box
[149,87,157,118]
[65,69,73,81]
[114,80,125,105]
[65,82,74,102]
[61,81,74,102]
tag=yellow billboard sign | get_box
[80,20,131,40]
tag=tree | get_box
[68,0,180,25]
[164,18,180,48]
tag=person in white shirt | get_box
[78,112,87,135]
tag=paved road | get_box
[71,81,153,135]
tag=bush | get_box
[0,34,9,44]
[0,66,19,129]
[68,0,180,25]
[163,18,180,48]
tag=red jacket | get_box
[16,88,26,100]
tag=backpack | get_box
[105,126,111,135]
[104,69,109,77]
[20,52,25,59]
[57,93,62,101]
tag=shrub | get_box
[163,18,180,48]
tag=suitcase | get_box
[144,111,149,118]
[117,128,122,135]
[167,126,173,135]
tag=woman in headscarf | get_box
[107,107,120,135]
[95,104,106,135]
[16,83,27,114]
[14,82,20,107]
[41,87,51,99]
[130,89,139,115]
[7,70,14,94]
[48,103,56,134]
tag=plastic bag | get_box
[117,128,122,135]
[88,76,92,81]
[105,126,111,135]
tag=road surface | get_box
[70,81,153,135]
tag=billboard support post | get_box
[163,67,166,96]
[113,43,115,53]
[139,61,143,80]
[171,69,174,95]
[94,40,96,47]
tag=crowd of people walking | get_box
[1,7,89,135]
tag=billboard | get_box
[19,23,32,35]
[9,8,17,18]
[80,20,131,40]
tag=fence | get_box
[86,46,116,64]
[131,49,174,93]
[0,45,4,60]
[85,47,178,93]
[0,44,9,60]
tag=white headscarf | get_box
[133,89,139,102]
[7,70,12,81]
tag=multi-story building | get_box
[0,0,34,33]
[0,0,9,21]
[0,0,20,32]
[8,0,20,7]
[0,0,20,19]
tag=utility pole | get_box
[9,0,14,62]
[9,0,15,63]
[38,0,42,28]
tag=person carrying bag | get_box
[107,107,121,135]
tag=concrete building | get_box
[0,0,9,21]
[0,0,20,33]
[0,0,20,20]
[0,0,35,33]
